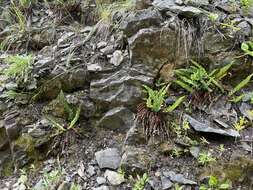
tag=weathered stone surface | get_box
[97,106,134,131]
[4,111,20,141]
[66,91,96,118]
[184,114,240,137]
[184,0,209,7]
[123,120,146,146]
[152,0,203,17]
[96,177,106,185]
[95,148,121,170]
[148,177,162,190]
[239,102,253,121]
[161,176,173,189]
[104,170,125,185]
[120,146,152,175]
[128,28,185,76]
[0,122,8,150]
[90,67,153,108]
[93,186,110,190]
[120,8,162,37]
[163,171,197,185]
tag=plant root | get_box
[136,103,168,141]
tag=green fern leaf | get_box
[164,96,185,113]
[229,73,253,96]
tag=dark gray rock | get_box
[161,176,173,189]
[110,50,124,67]
[163,171,197,185]
[120,146,152,175]
[95,148,121,170]
[57,182,70,190]
[184,114,240,137]
[239,103,253,121]
[87,165,96,177]
[129,28,185,76]
[96,177,106,185]
[96,106,135,131]
[4,111,20,141]
[124,120,146,146]
[104,170,125,185]
[0,122,8,150]
[90,66,153,108]
[189,146,200,159]
[93,186,110,190]
[237,21,252,37]
[66,91,96,118]
[184,0,209,7]
[148,177,162,190]
[152,0,202,17]
[120,8,162,37]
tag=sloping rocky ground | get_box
[0,0,253,189]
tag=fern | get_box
[241,41,253,57]
[229,73,253,96]
[143,85,168,112]
[68,105,81,130]
[143,85,184,113]
[4,54,33,83]
[58,90,74,121]
[174,60,232,93]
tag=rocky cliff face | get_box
[0,0,253,189]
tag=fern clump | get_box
[241,0,253,13]
[241,41,253,57]
[175,60,232,93]
[4,54,34,84]
[136,85,184,140]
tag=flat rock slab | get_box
[95,148,121,170]
[163,171,197,185]
[104,170,125,185]
[184,114,240,138]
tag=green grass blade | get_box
[174,80,194,93]
[214,62,233,80]
[229,73,253,96]
[68,106,81,130]
[164,96,185,113]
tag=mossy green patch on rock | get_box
[200,155,253,188]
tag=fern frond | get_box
[229,73,253,96]
[164,96,185,113]
[175,80,194,93]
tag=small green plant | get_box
[200,175,231,190]
[219,144,225,153]
[70,183,81,190]
[117,167,125,178]
[233,116,247,132]
[143,85,185,113]
[241,41,253,57]
[42,169,63,189]
[14,169,29,190]
[137,85,185,139]
[143,84,168,112]
[208,13,219,22]
[174,183,184,190]
[96,0,135,23]
[4,54,34,83]
[171,148,186,158]
[241,0,253,13]
[200,137,210,145]
[174,60,232,93]
[198,152,216,166]
[132,173,149,190]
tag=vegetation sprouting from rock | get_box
[0,0,253,189]
[136,85,184,140]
